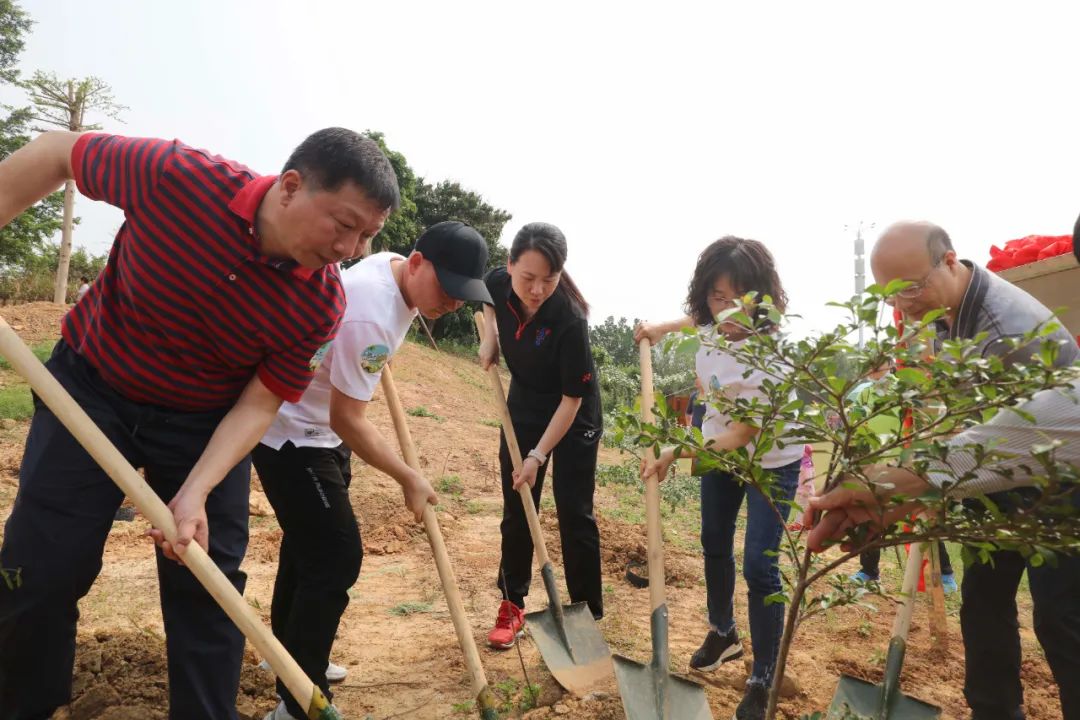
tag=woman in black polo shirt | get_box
[478,222,603,649]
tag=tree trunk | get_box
[52,178,76,304]
[765,545,812,720]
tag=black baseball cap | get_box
[413,221,493,304]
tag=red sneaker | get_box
[487,600,525,649]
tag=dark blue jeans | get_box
[0,341,251,720]
[701,460,799,685]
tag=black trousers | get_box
[859,540,953,578]
[0,341,250,720]
[961,548,1080,719]
[496,422,603,618]
[251,441,361,718]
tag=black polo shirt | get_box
[484,267,601,430]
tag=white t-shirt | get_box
[261,253,417,449]
[695,328,803,469]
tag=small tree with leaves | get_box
[614,282,1080,719]
[22,71,125,303]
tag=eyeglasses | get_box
[893,262,941,299]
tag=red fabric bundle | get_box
[987,234,1074,272]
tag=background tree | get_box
[23,71,125,302]
[0,108,63,272]
[0,1,75,304]
[362,130,423,258]
[415,180,511,268]
[0,0,30,84]
[357,133,512,344]
[590,315,639,367]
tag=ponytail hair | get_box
[510,222,590,316]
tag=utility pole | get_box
[855,223,866,347]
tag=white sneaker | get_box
[325,661,348,683]
[259,659,348,683]
[263,700,302,720]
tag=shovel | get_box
[379,365,499,719]
[473,311,612,695]
[0,318,341,720]
[612,339,712,720]
[827,541,941,719]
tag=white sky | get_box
[16,0,1080,336]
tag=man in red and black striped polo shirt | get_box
[0,127,400,720]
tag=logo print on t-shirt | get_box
[535,327,551,346]
[309,341,332,371]
[360,344,390,374]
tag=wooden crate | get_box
[996,253,1080,336]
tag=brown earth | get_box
[0,303,1063,719]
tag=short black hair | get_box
[685,236,788,326]
[282,128,400,211]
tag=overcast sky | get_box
[16,0,1080,335]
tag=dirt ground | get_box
[0,303,1064,719]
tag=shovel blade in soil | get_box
[612,654,713,720]
[525,602,612,695]
[828,675,940,720]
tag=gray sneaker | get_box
[258,659,348,683]
[263,701,302,720]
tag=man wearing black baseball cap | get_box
[252,221,492,720]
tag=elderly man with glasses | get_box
[850,220,1080,720]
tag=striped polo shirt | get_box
[927,378,1080,496]
[64,133,345,411]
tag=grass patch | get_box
[0,383,33,420]
[437,474,464,496]
[464,499,487,515]
[0,340,56,372]
[454,367,489,391]
[479,418,501,428]
[388,601,433,616]
[407,405,445,422]
[491,677,541,715]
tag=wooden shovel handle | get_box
[473,312,551,567]
[379,365,495,710]
[0,317,329,718]
[894,541,924,641]
[638,340,667,612]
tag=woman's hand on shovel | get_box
[512,456,540,490]
[640,446,676,483]
[146,486,209,564]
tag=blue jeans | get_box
[701,461,799,685]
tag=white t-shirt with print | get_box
[695,328,803,469]
[261,252,417,449]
